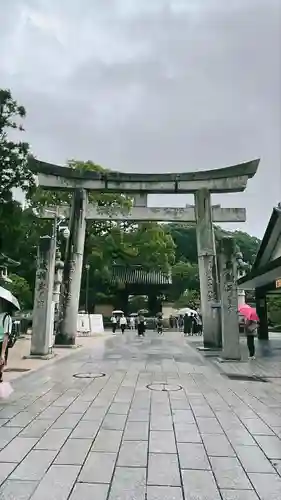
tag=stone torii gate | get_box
[29,158,259,350]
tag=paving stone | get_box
[52,395,77,407]
[5,411,35,428]
[178,442,210,470]
[150,431,177,453]
[191,405,214,417]
[91,429,122,452]
[243,418,274,435]
[174,423,202,443]
[249,472,281,499]
[20,419,53,438]
[221,491,260,500]
[202,434,235,457]
[148,454,181,486]
[55,438,91,465]
[151,415,173,431]
[196,417,224,434]
[30,464,80,500]
[0,462,17,484]
[35,428,71,450]
[182,469,221,500]
[234,444,275,473]
[108,403,130,414]
[0,480,38,499]
[0,426,22,449]
[52,412,82,429]
[225,428,256,446]
[146,485,183,500]
[108,466,146,500]
[37,406,65,420]
[170,399,190,410]
[171,410,195,424]
[64,400,91,414]
[79,451,116,483]
[210,456,252,490]
[0,437,37,463]
[123,421,149,440]
[151,404,172,416]
[102,413,127,430]
[11,450,57,481]
[128,409,149,421]
[70,420,101,439]
[254,435,281,459]
[0,406,22,419]
[118,440,148,467]
[69,482,109,500]
[82,406,108,421]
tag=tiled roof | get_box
[111,266,172,286]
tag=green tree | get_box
[7,274,33,309]
[169,261,200,301]
[0,89,33,202]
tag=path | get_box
[0,330,280,499]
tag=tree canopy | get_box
[0,89,34,202]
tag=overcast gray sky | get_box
[1,0,280,238]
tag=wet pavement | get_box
[0,330,280,499]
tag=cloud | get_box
[1,0,280,237]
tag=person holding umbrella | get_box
[239,304,259,360]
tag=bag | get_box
[0,381,13,399]
[8,321,17,348]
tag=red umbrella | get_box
[238,304,259,322]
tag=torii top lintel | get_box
[29,158,260,194]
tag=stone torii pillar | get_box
[31,236,56,357]
[195,189,221,348]
[218,236,241,360]
[55,189,87,345]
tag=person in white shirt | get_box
[129,316,135,330]
[119,314,127,334]
[0,305,12,383]
[110,315,117,333]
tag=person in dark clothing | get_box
[137,314,146,337]
[183,313,192,336]
[245,319,257,359]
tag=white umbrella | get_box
[176,307,197,316]
[112,310,124,314]
[0,286,20,310]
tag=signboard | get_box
[77,313,90,335]
[89,314,104,335]
[77,313,104,336]
[276,279,281,289]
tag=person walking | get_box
[178,315,184,332]
[183,313,192,336]
[245,318,258,359]
[137,314,146,337]
[119,314,127,334]
[129,316,135,330]
[0,306,13,383]
[110,314,117,334]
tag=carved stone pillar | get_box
[218,237,241,360]
[56,189,87,345]
[31,236,56,357]
[195,189,221,348]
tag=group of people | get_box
[181,312,202,336]
[110,313,146,336]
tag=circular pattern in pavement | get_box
[73,372,106,379]
[146,383,183,392]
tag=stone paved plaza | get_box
[0,331,280,499]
